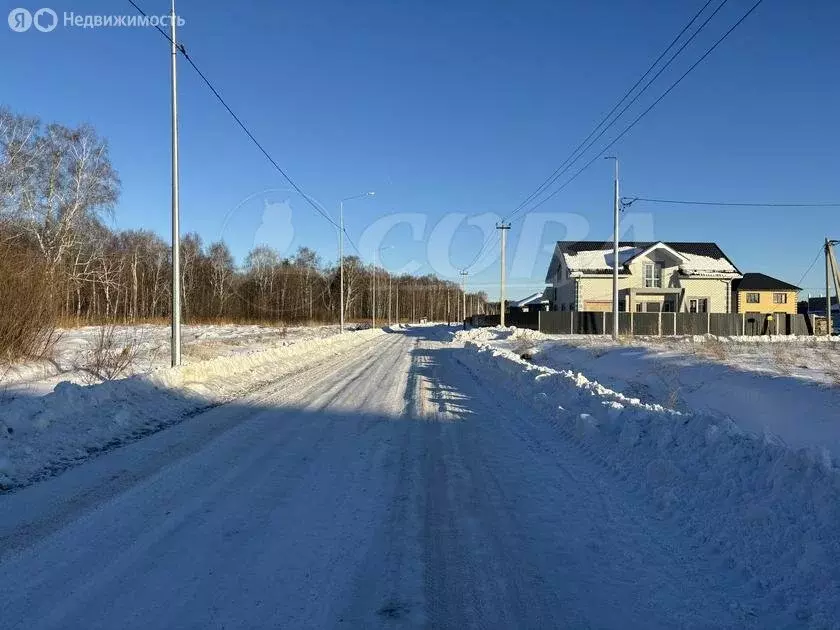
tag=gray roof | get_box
[732,273,801,292]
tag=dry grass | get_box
[695,338,728,362]
[83,324,142,383]
[0,243,59,363]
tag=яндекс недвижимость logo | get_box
[8,7,58,32]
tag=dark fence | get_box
[470,311,815,336]
[505,311,540,330]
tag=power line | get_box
[624,197,840,208]
[463,231,501,274]
[455,1,726,273]
[797,247,825,288]
[506,0,765,224]
[126,0,359,253]
[506,0,725,222]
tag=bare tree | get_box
[208,240,234,317]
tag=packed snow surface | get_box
[0,327,380,489]
[0,325,839,627]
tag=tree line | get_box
[0,106,486,358]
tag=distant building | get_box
[799,295,839,316]
[731,273,800,315]
[509,292,550,313]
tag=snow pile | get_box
[0,323,344,399]
[0,329,383,490]
[457,335,840,625]
[457,327,840,457]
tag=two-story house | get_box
[545,241,742,313]
[731,273,800,315]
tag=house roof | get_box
[732,273,801,292]
[546,240,741,282]
[512,292,549,307]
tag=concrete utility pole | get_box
[827,238,840,335]
[497,223,510,326]
[388,272,392,325]
[828,238,832,337]
[446,291,450,325]
[460,270,468,321]
[372,250,376,329]
[339,201,344,333]
[339,192,374,333]
[605,156,620,340]
[169,0,181,367]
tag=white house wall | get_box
[549,249,736,312]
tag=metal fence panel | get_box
[619,313,633,335]
[709,314,742,336]
[506,312,540,330]
[743,314,764,335]
[577,311,605,334]
[484,310,815,336]
[791,314,812,335]
[633,313,659,335]
[662,312,677,336]
[469,314,500,327]
[676,313,709,335]
[538,311,573,334]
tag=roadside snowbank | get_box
[456,334,840,626]
[0,329,384,490]
[0,323,347,399]
[459,327,840,460]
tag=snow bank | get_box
[457,327,840,461]
[457,335,840,625]
[0,329,384,490]
[0,323,345,399]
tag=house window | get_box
[773,293,787,304]
[643,262,663,288]
[689,298,708,313]
[635,303,643,313]
[746,293,760,304]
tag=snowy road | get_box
[0,326,750,629]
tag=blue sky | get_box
[3,0,839,299]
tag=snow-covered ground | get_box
[461,327,840,459]
[454,329,840,625]
[0,323,349,399]
[0,327,382,489]
[2,324,840,626]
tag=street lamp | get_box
[339,191,375,333]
